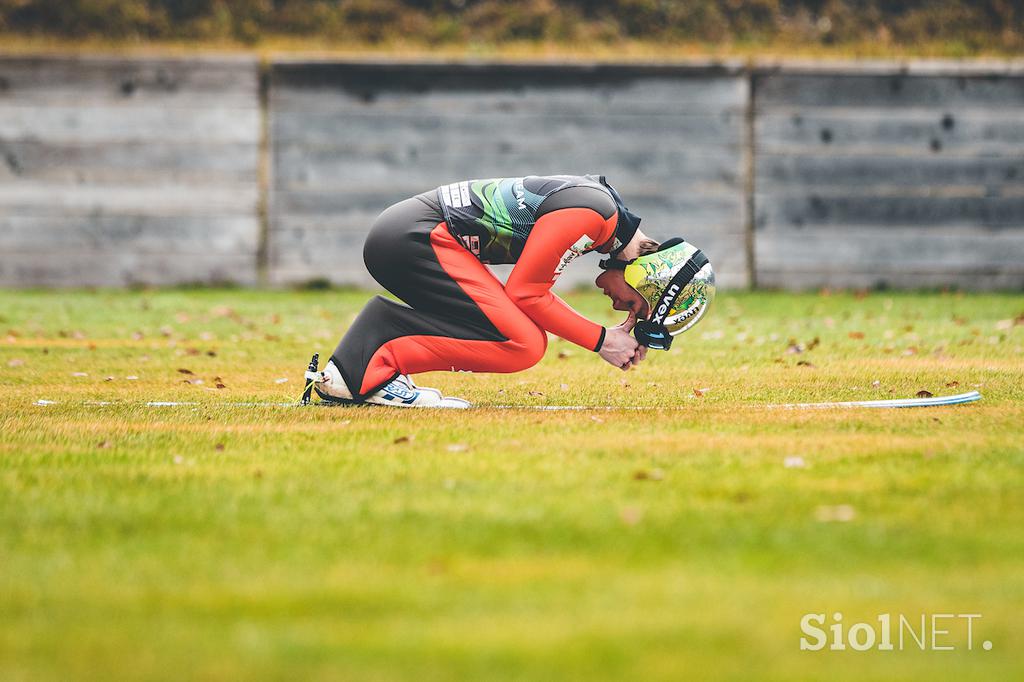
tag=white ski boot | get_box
[305,357,470,409]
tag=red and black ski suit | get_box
[330,175,639,401]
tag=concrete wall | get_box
[0,56,260,287]
[754,62,1024,290]
[268,61,750,289]
[2,56,1022,290]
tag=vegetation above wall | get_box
[0,1,1021,57]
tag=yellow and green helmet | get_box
[622,238,715,350]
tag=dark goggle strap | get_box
[636,249,709,349]
[599,257,633,271]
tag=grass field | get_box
[1,288,1022,681]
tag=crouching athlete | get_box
[305,174,716,408]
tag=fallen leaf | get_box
[185,348,200,356]
[97,440,110,449]
[620,506,643,526]
[916,390,934,398]
[848,331,865,339]
[815,504,856,523]
[633,468,664,481]
[797,360,815,367]
[807,336,821,350]
[693,387,705,397]
[206,350,217,357]
[393,435,412,444]
[214,443,225,451]
[557,350,572,359]
[215,383,226,389]
[945,380,960,388]
[177,368,194,375]
[528,391,545,397]
[104,376,114,382]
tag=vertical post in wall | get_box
[743,60,758,290]
[256,57,271,286]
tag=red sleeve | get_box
[504,207,617,351]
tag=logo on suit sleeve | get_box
[553,236,594,280]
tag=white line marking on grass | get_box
[30,392,983,411]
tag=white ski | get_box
[774,391,982,409]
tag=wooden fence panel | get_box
[754,70,1024,289]
[268,62,751,289]
[0,56,260,287]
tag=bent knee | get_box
[503,323,547,371]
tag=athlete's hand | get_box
[599,312,640,371]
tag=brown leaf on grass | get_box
[97,440,110,449]
[620,506,643,526]
[177,368,194,375]
[206,350,217,357]
[528,391,545,397]
[557,350,572,359]
[214,443,225,451]
[215,383,226,389]
[693,388,705,397]
[945,380,960,388]
[807,336,821,350]
[797,360,815,367]
[104,376,114,382]
[916,390,934,398]
[848,331,865,339]
[185,348,201,356]
[393,435,413,444]
[633,468,664,481]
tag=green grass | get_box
[1,288,1022,681]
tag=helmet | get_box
[622,238,715,350]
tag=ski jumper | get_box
[330,175,639,401]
